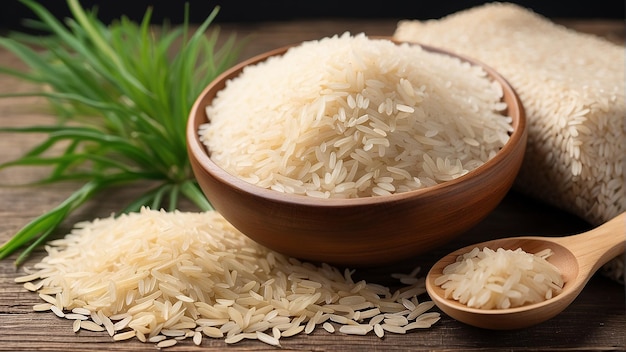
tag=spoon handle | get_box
[557,212,625,278]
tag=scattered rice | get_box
[16,207,439,348]
[434,247,564,309]
[199,32,512,199]
[393,2,625,284]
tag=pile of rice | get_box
[393,2,624,283]
[434,247,563,309]
[16,208,440,348]
[199,32,513,199]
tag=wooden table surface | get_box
[1,17,624,352]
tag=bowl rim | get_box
[187,37,526,207]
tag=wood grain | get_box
[1,18,624,352]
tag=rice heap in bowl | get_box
[199,33,513,198]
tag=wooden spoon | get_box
[426,212,625,330]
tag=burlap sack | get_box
[394,2,624,283]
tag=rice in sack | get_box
[393,2,624,283]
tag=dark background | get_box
[1,1,624,32]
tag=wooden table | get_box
[1,17,624,352]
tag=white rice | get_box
[393,2,625,284]
[434,247,564,309]
[16,208,439,348]
[199,32,512,199]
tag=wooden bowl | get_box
[187,39,527,266]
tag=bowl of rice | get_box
[187,33,527,266]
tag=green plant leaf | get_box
[0,0,241,264]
